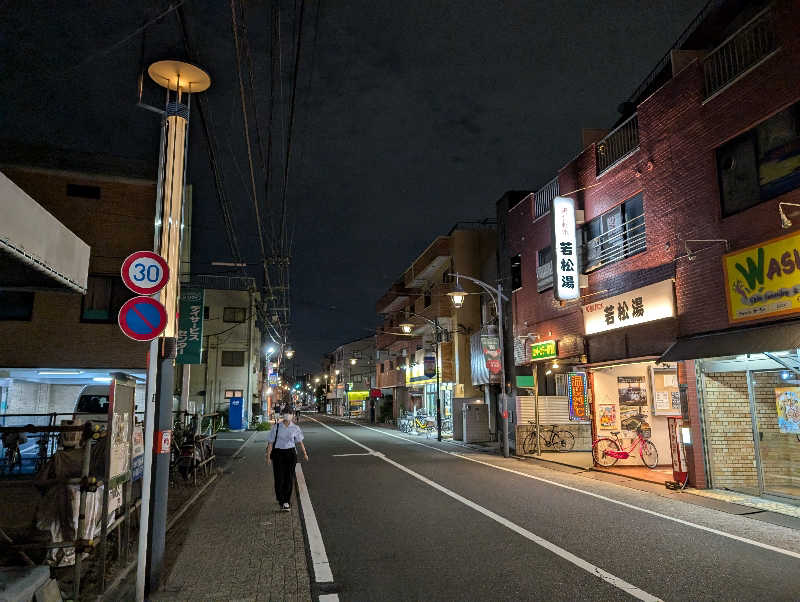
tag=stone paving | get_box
[150,431,312,602]
[687,488,800,518]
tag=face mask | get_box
[282,414,291,422]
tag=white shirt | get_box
[268,421,304,450]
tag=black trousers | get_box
[271,448,297,504]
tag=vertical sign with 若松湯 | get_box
[176,288,204,364]
[551,196,580,301]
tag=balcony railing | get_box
[533,176,559,219]
[595,113,639,175]
[536,261,553,292]
[583,213,646,273]
[703,6,778,99]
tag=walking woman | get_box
[266,408,309,511]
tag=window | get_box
[76,394,109,414]
[223,307,246,323]
[582,192,645,273]
[510,255,522,290]
[537,246,552,267]
[224,389,243,398]
[381,363,386,374]
[203,306,210,320]
[424,290,431,307]
[718,101,800,216]
[353,374,362,383]
[66,183,101,199]
[221,351,245,366]
[0,292,34,321]
[81,276,134,322]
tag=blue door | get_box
[229,397,244,430]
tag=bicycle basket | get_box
[637,426,652,439]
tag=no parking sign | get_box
[118,296,168,342]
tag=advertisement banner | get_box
[723,231,800,323]
[582,279,675,335]
[176,288,204,364]
[424,353,437,378]
[481,334,502,376]
[774,387,800,434]
[530,340,557,361]
[567,372,590,422]
[551,196,580,301]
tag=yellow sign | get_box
[531,340,557,360]
[723,231,800,323]
[347,390,369,401]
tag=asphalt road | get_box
[298,414,800,601]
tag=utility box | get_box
[229,396,244,431]
[463,402,490,443]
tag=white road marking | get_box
[331,452,372,457]
[318,595,340,601]
[329,417,800,561]
[306,416,660,601]
[295,463,334,583]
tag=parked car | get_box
[73,384,112,424]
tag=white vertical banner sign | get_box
[551,196,580,301]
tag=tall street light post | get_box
[447,273,510,458]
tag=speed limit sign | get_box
[121,251,170,295]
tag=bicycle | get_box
[592,427,658,468]
[1,432,25,474]
[521,422,575,453]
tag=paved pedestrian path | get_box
[151,431,312,602]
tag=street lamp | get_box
[350,357,357,365]
[447,279,467,309]
[448,272,510,458]
[400,323,414,334]
[285,347,295,359]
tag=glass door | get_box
[752,370,800,500]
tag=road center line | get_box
[295,463,334,583]
[306,415,660,601]
[328,417,800,561]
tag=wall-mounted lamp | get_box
[400,323,414,334]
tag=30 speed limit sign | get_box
[121,251,170,295]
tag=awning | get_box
[0,171,90,293]
[659,320,800,363]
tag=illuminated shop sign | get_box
[582,279,675,335]
[550,196,580,301]
[530,340,557,361]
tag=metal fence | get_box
[703,5,778,99]
[596,113,639,175]
[533,176,559,219]
[583,213,647,272]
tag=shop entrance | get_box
[699,355,800,501]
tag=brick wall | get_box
[678,360,708,488]
[701,372,759,492]
[0,167,156,369]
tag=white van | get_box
[73,384,112,424]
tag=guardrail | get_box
[596,113,639,175]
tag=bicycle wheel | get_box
[554,431,575,452]
[521,431,536,454]
[640,440,659,469]
[592,438,620,466]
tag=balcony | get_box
[703,6,778,100]
[533,176,559,220]
[536,261,553,292]
[595,113,639,175]
[583,213,646,273]
[405,237,452,289]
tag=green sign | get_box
[530,340,557,361]
[176,288,204,364]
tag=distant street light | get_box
[350,357,357,365]
[400,323,414,334]
[285,347,295,359]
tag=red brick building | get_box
[499,0,800,497]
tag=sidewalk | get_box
[149,431,312,601]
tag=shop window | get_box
[221,351,245,366]
[223,307,246,323]
[582,192,645,273]
[81,275,133,323]
[66,183,101,199]
[0,291,34,321]
[718,101,800,217]
[203,306,210,320]
[510,254,522,290]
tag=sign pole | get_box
[136,337,158,601]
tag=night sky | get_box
[0,1,705,370]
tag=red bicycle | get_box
[592,427,658,468]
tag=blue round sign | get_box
[118,296,168,341]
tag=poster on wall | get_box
[597,404,617,429]
[774,387,800,434]
[567,372,590,422]
[618,376,646,407]
[654,391,670,411]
